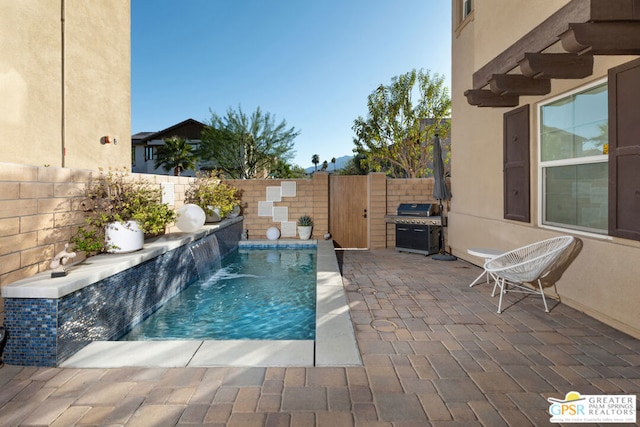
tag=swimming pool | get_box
[4,216,360,367]
[58,239,361,367]
[121,248,316,340]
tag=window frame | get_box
[537,77,611,238]
[463,0,473,19]
[456,0,474,35]
[145,146,155,162]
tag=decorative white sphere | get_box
[266,226,280,240]
[176,204,206,232]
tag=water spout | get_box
[189,234,222,280]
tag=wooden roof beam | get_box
[471,0,640,89]
[464,90,519,108]
[519,53,594,79]
[561,22,640,55]
[489,74,551,96]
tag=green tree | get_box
[338,154,369,175]
[269,160,308,178]
[154,136,198,176]
[311,154,320,171]
[321,160,328,171]
[331,157,336,170]
[198,106,299,179]
[352,69,451,178]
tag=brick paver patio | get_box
[0,249,638,426]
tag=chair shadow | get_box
[499,291,562,313]
[540,237,583,288]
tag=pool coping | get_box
[60,239,362,367]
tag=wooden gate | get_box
[329,175,368,248]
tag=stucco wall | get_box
[450,0,640,338]
[0,0,131,170]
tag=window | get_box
[131,147,136,165]
[463,0,473,19]
[540,82,608,234]
[145,146,155,161]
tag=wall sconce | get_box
[101,136,118,145]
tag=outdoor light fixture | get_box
[101,136,118,145]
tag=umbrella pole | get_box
[433,199,457,261]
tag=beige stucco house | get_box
[0,0,131,169]
[450,0,640,338]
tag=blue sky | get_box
[131,1,451,168]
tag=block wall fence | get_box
[0,162,443,320]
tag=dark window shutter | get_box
[608,58,640,241]
[504,105,531,222]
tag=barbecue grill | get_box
[385,203,441,255]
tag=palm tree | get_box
[311,154,320,171]
[321,160,328,171]
[331,157,336,171]
[155,136,197,176]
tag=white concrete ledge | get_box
[1,217,242,299]
[61,340,315,368]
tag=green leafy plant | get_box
[297,215,313,227]
[184,171,241,219]
[71,168,176,255]
[71,226,104,255]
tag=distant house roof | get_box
[132,119,207,145]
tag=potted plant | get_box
[72,168,176,255]
[184,171,241,222]
[297,215,313,240]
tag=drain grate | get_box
[370,319,398,332]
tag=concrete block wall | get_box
[226,173,328,241]
[368,173,388,249]
[0,162,443,321]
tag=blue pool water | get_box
[121,248,316,340]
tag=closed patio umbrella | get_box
[432,133,457,261]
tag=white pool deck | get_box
[54,237,361,368]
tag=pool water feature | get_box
[122,248,316,340]
[189,234,222,280]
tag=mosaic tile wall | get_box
[3,221,242,367]
[3,299,58,366]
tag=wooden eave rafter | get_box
[561,22,640,55]
[464,89,519,108]
[519,53,594,79]
[467,0,640,107]
[489,74,551,96]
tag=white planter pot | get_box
[205,206,221,223]
[227,205,241,219]
[105,221,144,253]
[298,226,313,240]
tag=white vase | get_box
[105,221,144,253]
[298,226,313,240]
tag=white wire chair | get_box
[484,236,575,313]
